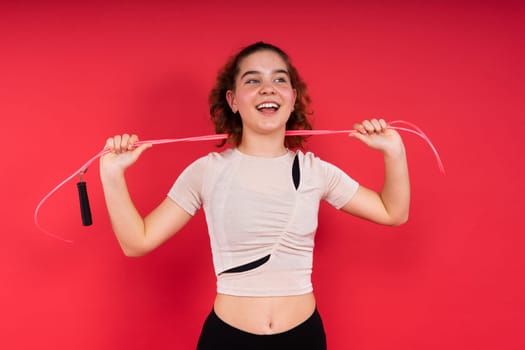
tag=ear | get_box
[226,90,237,113]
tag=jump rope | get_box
[34,120,444,243]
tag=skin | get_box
[100,49,410,335]
[225,50,296,158]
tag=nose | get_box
[259,81,276,95]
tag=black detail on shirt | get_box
[220,255,271,274]
[292,154,300,190]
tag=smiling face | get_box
[226,49,297,140]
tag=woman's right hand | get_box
[100,134,152,176]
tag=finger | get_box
[113,135,122,153]
[353,123,367,134]
[105,137,115,151]
[362,120,374,133]
[370,118,382,132]
[121,134,131,151]
[379,118,387,129]
[128,134,139,150]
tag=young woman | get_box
[100,42,410,349]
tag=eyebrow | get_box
[240,69,290,80]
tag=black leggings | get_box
[196,308,327,350]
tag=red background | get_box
[1,1,524,349]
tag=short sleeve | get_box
[320,160,359,209]
[167,156,207,216]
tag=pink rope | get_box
[34,120,444,243]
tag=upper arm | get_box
[137,197,193,255]
[340,185,397,225]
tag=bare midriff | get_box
[213,292,316,335]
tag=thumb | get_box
[133,143,153,158]
[349,131,368,144]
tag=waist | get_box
[213,292,316,335]
[216,249,314,296]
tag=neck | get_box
[238,130,287,157]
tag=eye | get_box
[245,78,259,85]
[274,76,288,83]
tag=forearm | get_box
[101,171,147,256]
[380,145,410,225]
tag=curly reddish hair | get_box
[209,42,313,148]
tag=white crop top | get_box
[168,148,359,296]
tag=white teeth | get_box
[256,102,279,110]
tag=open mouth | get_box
[256,102,280,112]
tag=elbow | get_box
[117,228,149,257]
[121,243,149,257]
[390,212,409,226]
[123,249,146,258]
[392,217,408,226]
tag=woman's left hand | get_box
[350,118,404,157]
